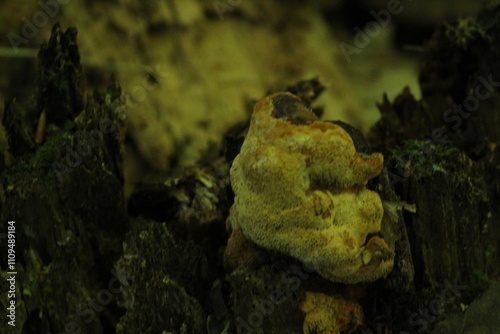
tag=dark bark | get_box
[1,24,127,334]
[366,7,500,333]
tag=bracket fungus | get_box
[226,92,394,284]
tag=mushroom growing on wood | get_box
[226,92,394,284]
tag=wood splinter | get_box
[35,110,47,144]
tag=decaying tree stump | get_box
[1,24,127,334]
[367,7,500,333]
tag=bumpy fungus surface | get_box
[227,92,394,284]
[300,291,363,333]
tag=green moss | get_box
[445,17,487,49]
[389,139,461,174]
[27,132,69,170]
[467,269,490,291]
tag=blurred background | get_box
[0,0,489,195]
